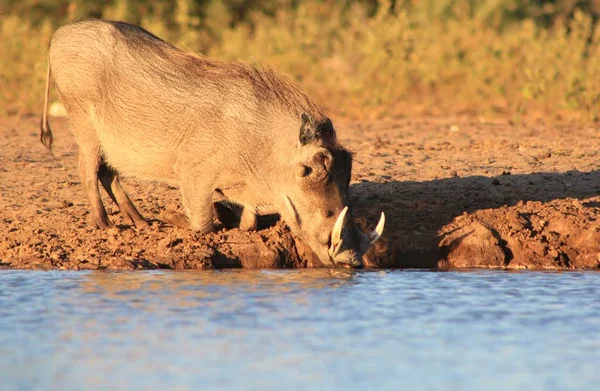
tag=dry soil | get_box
[1,115,599,270]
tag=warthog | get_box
[41,20,384,268]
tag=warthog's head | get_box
[281,113,385,268]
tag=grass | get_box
[1,0,600,123]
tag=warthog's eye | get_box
[315,152,328,164]
[326,210,334,218]
[302,166,312,177]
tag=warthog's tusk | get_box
[331,206,348,248]
[329,238,344,258]
[331,206,348,246]
[369,212,385,244]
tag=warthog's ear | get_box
[299,113,335,145]
[299,113,317,145]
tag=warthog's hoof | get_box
[92,216,114,230]
[159,211,190,229]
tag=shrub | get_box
[1,0,599,122]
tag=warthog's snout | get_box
[327,206,385,268]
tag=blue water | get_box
[1,269,599,391]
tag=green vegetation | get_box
[2,0,600,121]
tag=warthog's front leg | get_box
[211,201,257,231]
[176,173,215,234]
[239,206,257,231]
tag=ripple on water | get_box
[1,269,599,391]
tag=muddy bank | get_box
[1,116,599,270]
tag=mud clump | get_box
[1,116,600,270]
[440,200,600,269]
[439,220,507,268]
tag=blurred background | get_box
[1,0,600,122]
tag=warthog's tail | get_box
[40,59,54,155]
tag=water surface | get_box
[1,269,599,390]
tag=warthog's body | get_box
[41,20,383,267]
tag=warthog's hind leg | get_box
[98,162,147,226]
[77,150,112,229]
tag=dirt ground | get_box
[1,114,600,270]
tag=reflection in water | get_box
[77,270,359,316]
[83,269,357,295]
[1,269,600,391]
